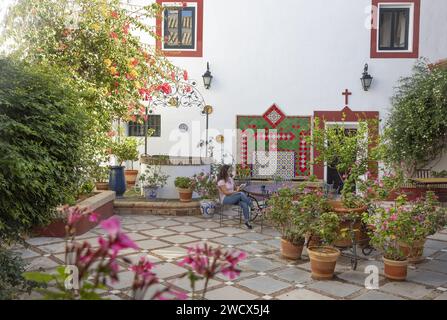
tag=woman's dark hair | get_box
[217,165,231,182]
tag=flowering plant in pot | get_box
[174,177,195,203]
[308,117,379,212]
[266,188,316,260]
[139,166,169,201]
[307,211,341,280]
[191,172,219,218]
[363,196,415,281]
[398,192,447,263]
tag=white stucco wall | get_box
[128,0,447,171]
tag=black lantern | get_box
[202,62,213,89]
[361,63,373,91]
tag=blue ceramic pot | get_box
[143,186,158,201]
[109,166,126,197]
[200,200,216,218]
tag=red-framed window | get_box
[370,0,420,59]
[156,0,203,58]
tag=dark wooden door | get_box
[326,128,358,194]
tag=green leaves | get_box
[0,59,87,243]
[385,60,447,175]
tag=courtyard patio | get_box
[17,212,447,301]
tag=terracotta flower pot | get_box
[383,257,408,281]
[307,246,341,280]
[329,200,368,248]
[177,188,193,202]
[124,170,139,187]
[95,182,109,191]
[328,200,368,214]
[281,239,304,260]
[399,240,426,264]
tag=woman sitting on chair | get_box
[217,165,253,229]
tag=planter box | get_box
[34,191,116,237]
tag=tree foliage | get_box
[384,60,447,176]
[1,0,178,175]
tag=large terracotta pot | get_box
[399,240,426,264]
[307,246,341,280]
[124,170,139,187]
[383,257,408,281]
[177,188,193,202]
[329,200,369,248]
[328,200,368,214]
[95,182,109,191]
[281,239,304,260]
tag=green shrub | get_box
[384,60,447,176]
[0,247,38,300]
[0,59,87,243]
[174,177,193,189]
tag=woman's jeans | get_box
[222,192,252,223]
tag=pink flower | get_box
[390,214,398,222]
[100,217,121,237]
[88,212,99,223]
[183,70,188,81]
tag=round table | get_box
[242,182,296,199]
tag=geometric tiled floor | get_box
[16,213,447,300]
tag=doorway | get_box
[325,126,358,194]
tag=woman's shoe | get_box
[245,222,253,230]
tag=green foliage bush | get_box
[384,60,447,176]
[0,59,87,243]
[174,177,193,189]
[0,248,38,300]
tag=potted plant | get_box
[307,210,341,280]
[266,188,312,260]
[192,172,219,218]
[235,164,251,184]
[175,177,195,203]
[139,166,169,201]
[111,136,140,187]
[92,165,109,191]
[364,196,415,281]
[398,192,447,263]
[308,118,379,246]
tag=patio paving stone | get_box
[239,276,290,295]
[152,263,188,279]
[206,286,258,300]
[141,229,177,237]
[307,281,362,298]
[407,269,447,287]
[168,225,202,233]
[277,289,334,300]
[239,257,282,272]
[213,236,248,246]
[162,235,198,244]
[273,268,313,284]
[135,239,170,250]
[353,291,404,300]
[380,281,433,299]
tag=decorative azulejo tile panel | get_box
[237,104,311,178]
